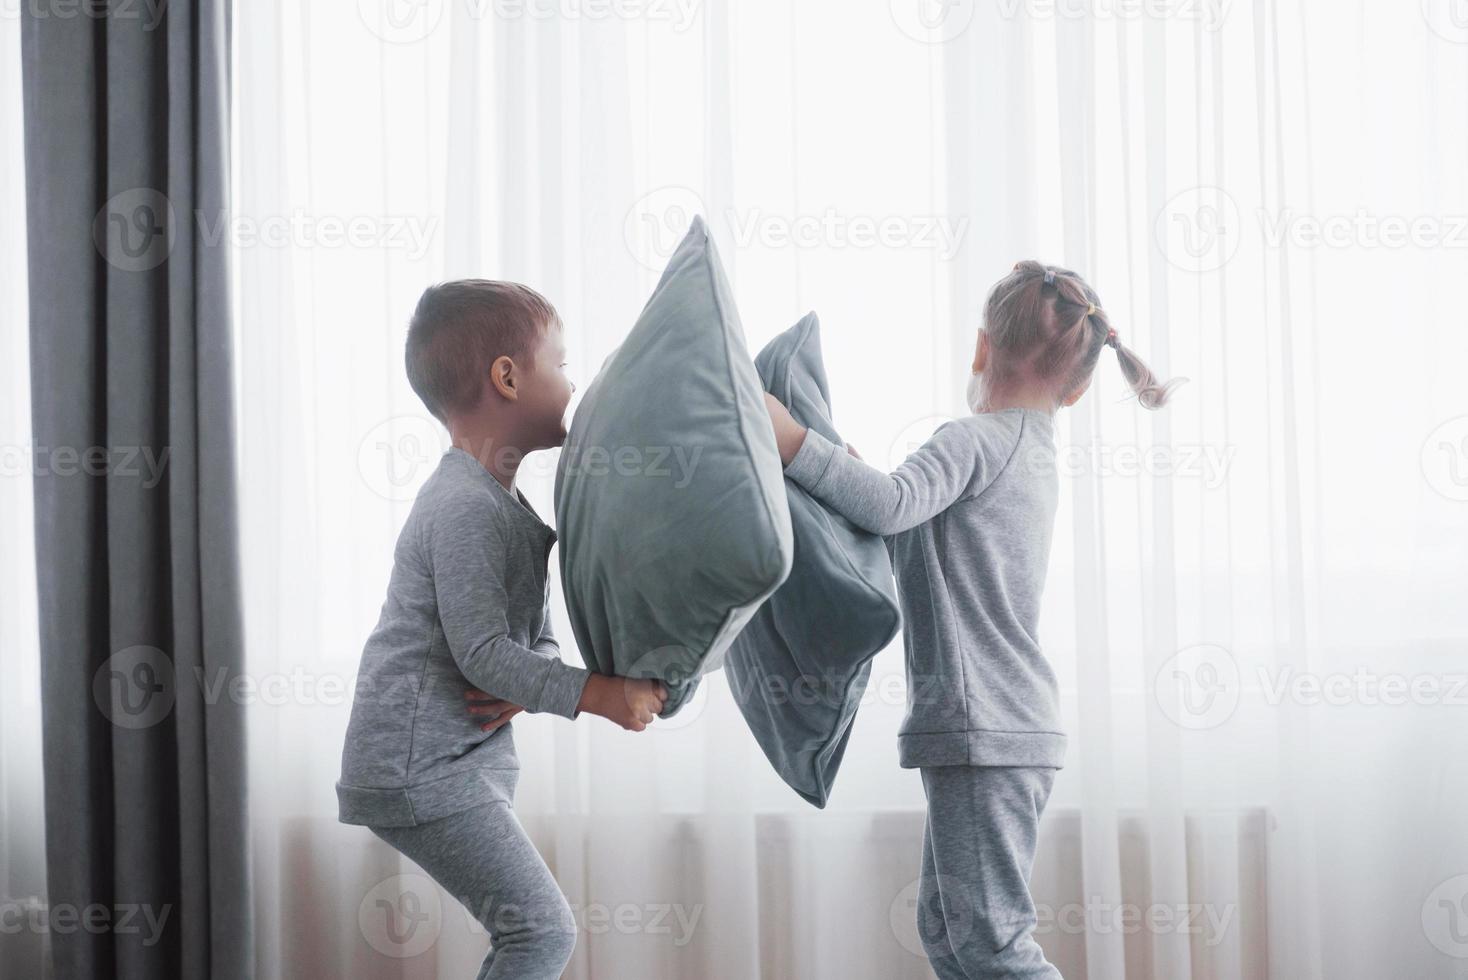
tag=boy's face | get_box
[521,319,575,450]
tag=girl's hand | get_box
[464,689,525,733]
[763,393,807,465]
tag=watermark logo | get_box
[92,646,176,730]
[890,0,975,43]
[890,874,977,957]
[1154,643,1239,730]
[1422,0,1468,44]
[359,873,443,958]
[357,415,450,502]
[1421,416,1468,502]
[1155,185,1241,274]
[619,646,705,727]
[624,186,708,271]
[94,188,177,273]
[358,0,447,43]
[1423,874,1468,958]
[887,414,956,470]
[650,671,709,731]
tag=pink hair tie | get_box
[1105,328,1118,348]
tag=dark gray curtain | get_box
[20,1,252,978]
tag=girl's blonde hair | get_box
[981,260,1182,410]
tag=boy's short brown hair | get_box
[405,280,559,422]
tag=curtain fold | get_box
[20,1,252,978]
[0,11,48,980]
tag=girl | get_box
[764,261,1180,978]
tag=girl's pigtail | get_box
[1108,334,1186,409]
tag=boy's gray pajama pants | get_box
[917,765,1064,979]
[371,801,577,980]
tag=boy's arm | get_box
[429,495,590,720]
[531,590,560,659]
[767,396,1008,536]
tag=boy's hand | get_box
[577,674,668,732]
[763,393,807,465]
[465,689,525,733]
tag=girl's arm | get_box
[765,394,1009,536]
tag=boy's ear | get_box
[489,355,518,401]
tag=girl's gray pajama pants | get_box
[371,801,576,980]
[917,765,1064,979]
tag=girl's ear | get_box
[972,329,990,375]
[489,355,518,401]
[1060,376,1092,408]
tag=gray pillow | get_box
[554,217,793,715]
[725,313,901,807]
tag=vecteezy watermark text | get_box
[1,442,170,488]
[1157,185,1468,272]
[355,0,701,45]
[624,187,968,270]
[1,0,168,30]
[0,897,172,947]
[1156,644,1468,730]
[94,189,439,272]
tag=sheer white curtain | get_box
[232,2,1468,979]
[943,3,1468,979]
[0,10,49,978]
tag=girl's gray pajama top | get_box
[783,406,1066,770]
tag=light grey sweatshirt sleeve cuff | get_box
[784,427,840,490]
[536,662,592,720]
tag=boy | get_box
[338,280,666,979]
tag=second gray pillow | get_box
[726,313,902,807]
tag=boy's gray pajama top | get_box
[337,448,591,827]
[338,449,591,978]
[785,407,1065,978]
